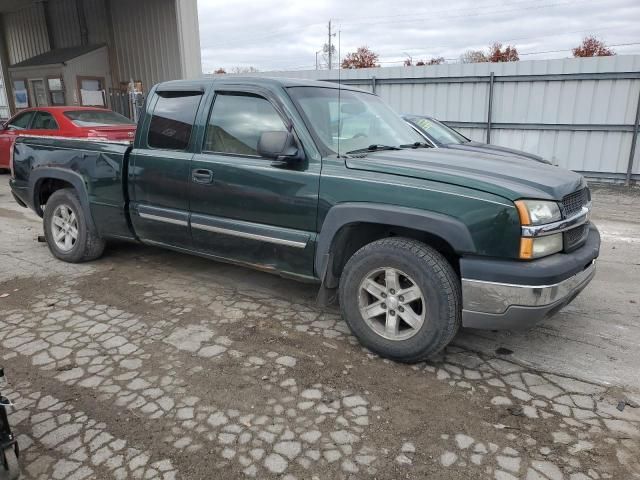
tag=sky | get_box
[197,0,640,73]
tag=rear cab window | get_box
[148,91,203,150]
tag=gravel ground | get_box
[0,177,639,480]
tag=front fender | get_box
[315,202,476,284]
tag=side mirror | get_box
[257,131,301,164]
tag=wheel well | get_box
[325,222,460,288]
[34,178,74,216]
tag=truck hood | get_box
[345,149,585,201]
[445,141,550,164]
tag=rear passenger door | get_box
[189,88,320,278]
[129,89,203,247]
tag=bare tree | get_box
[460,49,488,63]
[572,36,615,57]
[214,68,226,74]
[230,66,260,74]
[341,46,380,69]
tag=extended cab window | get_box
[148,91,202,150]
[205,93,287,156]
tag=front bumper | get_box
[460,225,600,330]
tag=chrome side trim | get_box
[521,204,591,237]
[15,134,132,145]
[462,260,596,314]
[138,212,188,227]
[191,222,308,248]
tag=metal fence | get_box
[232,55,640,184]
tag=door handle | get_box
[192,169,214,184]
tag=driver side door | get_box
[189,88,320,279]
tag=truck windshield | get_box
[288,87,423,155]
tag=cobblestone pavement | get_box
[0,179,639,479]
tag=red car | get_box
[0,107,136,170]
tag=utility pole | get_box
[328,20,333,70]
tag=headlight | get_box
[515,200,561,225]
[520,234,563,259]
[515,199,563,259]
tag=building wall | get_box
[1,3,50,65]
[0,0,201,112]
[109,0,186,92]
[234,55,640,180]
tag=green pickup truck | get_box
[9,77,599,362]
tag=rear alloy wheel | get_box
[43,189,105,263]
[339,237,461,362]
[51,204,79,252]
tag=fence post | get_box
[371,76,377,94]
[486,72,495,144]
[626,89,640,186]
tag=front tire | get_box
[339,237,461,362]
[43,189,105,263]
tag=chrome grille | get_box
[561,188,590,218]
[564,224,589,251]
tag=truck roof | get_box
[155,76,370,94]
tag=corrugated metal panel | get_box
[235,55,640,179]
[109,0,182,91]
[49,0,81,49]
[85,0,109,45]
[2,3,50,65]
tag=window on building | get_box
[31,111,59,130]
[7,111,35,130]
[78,76,106,107]
[13,80,29,109]
[205,93,287,156]
[48,78,66,106]
[147,91,202,150]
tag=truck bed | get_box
[10,136,135,240]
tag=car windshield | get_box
[409,116,469,145]
[64,110,135,127]
[288,86,424,154]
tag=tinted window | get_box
[148,92,202,150]
[8,111,35,130]
[32,112,59,130]
[205,93,287,156]
[65,110,135,127]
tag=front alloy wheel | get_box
[358,267,426,341]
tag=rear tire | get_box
[339,237,461,362]
[43,189,105,263]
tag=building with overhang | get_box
[0,0,201,119]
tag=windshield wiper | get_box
[346,144,402,154]
[399,142,431,149]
